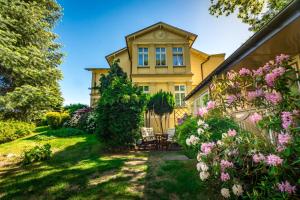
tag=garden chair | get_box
[140,127,156,150]
[166,128,176,150]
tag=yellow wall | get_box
[88,24,224,132]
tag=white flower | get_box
[221,188,230,198]
[199,171,210,180]
[196,162,209,172]
[189,135,199,145]
[197,119,205,126]
[203,123,209,129]
[217,140,223,146]
[186,138,191,146]
[197,152,203,161]
[232,184,243,196]
[197,128,204,135]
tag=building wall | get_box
[88,26,224,132]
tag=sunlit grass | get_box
[0,127,212,199]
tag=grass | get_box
[0,127,214,199]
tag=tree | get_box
[209,0,292,32]
[64,103,88,116]
[98,59,127,95]
[0,0,63,121]
[147,91,175,133]
[95,61,146,148]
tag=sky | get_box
[55,0,253,105]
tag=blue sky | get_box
[55,0,253,105]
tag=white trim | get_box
[155,47,167,66]
[138,47,149,66]
[172,47,184,66]
[174,84,186,107]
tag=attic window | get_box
[173,47,183,66]
[138,48,148,66]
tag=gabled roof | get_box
[185,0,300,100]
[125,21,198,47]
[105,47,128,65]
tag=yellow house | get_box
[185,0,300,118]
[86,22,224,131]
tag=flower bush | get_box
[189,55,299,199]
[66,107,96,133]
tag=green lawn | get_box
[0,127,214,200]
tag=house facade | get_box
[185,0,300,126]
[86,22,224,131]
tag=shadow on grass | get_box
[0,139,132,199]
[0,135,148,200]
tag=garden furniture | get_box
[166,128,176,149]
[140,127,156,150]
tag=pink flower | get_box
[276,146,286,152]
[197,107,208,117]
[265,67,285,87]
[281,112,293,129]
[277,181,296,194]
[278,133,291,145]
[221,172,230,182]
[201,142,215,155]
[265,92,282,105]
[227,95,236,105]
[247,89,264,101]
[263,62,272,72]
[206,101,216,110]
[249,113,262,124]
[265,154,283,166]
[275,54,290,64]
[220,160,234,171]
[239,68,252,76]
[252,153,265,163]
[227,129,237,137]
[253,67,264,76]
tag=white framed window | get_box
[156,47,166,66]
[139,85,149,94]
[138,47,148,66]
[173,47,183,66]
[174,85,186,107]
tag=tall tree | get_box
[0,0,63,121]
[96,61,146,148]
[209,0,292,32]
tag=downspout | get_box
[200,55,210,81]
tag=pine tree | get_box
[0,0,63,121]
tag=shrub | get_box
[189,55,300,199]
[65,107,96,133]
[0,121,35,144]
[206,116,239,141]
[45,111,70,129]
[176,115,239,158]
[175,116,198,157]
[64,103,88,116]
[23,144,52,164]
[96,61,146,148]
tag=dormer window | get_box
[138,47,148,66]
[156,47,166,66]
[173,47,183,66]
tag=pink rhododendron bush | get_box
[189,55,300,199]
